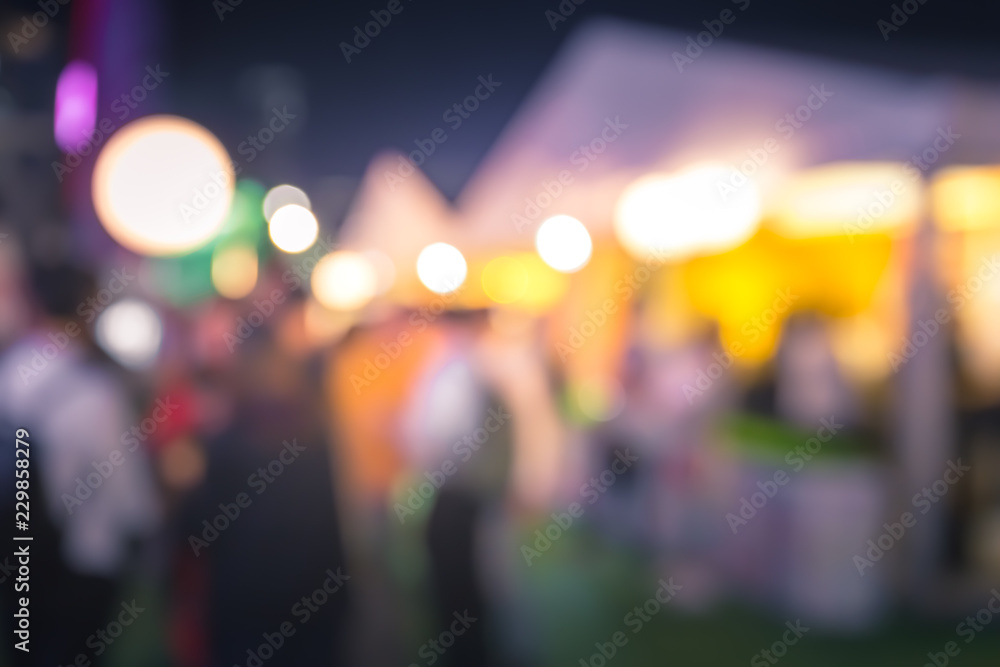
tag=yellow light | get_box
[263,184,311,222]
[417,242,467,294]
[954,258,1000,394]
[516,252,569,312]
[94,299,162,369]
[269,204,319,253]
[931,166,1000,232]
[482,256,529,303]
[614,165,761,260]
[92,115,234,256]
[771,162,920,239]
[535,215,593,273]
[311,251,378,310]
[211,245,258,299]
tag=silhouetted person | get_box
[405,312,512,667]
[0,256,159,667]
[181,327,349,666]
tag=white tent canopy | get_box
[338,18,1000,265]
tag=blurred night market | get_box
[5,0,1000,666]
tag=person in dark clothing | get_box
[180,327,350,667]
[426,486,491,666]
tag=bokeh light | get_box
[535,215,593,273]
[615,165,762,260]
[772,162,920,238]
[311,250,378,310]
[931,165,1000,232]
[417,242,467,294]
[92,115,235,256]
[211,245,258,299]
[268,204,319,253]
[263,184,311,222]
[515,252,570,313]
[54,60,97,153]
[482,256,529,303]
[94,298,163,369]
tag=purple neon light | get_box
[54,60,98,153]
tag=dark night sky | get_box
[162,0,1000,198]
[7,0,1000,202]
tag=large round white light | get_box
[95,299,163,369]
[93,115,234,256]
[417,243,467,294]
[614,166,761,260]
[311,251,378,311]
[535,215,592,273]
[269,204,319,253]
